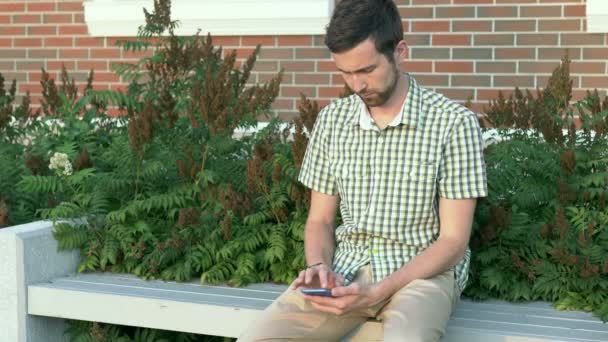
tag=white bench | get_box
[4,221,608,342]
[28,273,608,341]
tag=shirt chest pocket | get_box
[392,160,439,213]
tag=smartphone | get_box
[300,288,333,297]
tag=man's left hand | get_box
[301,282,386,316]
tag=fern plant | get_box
[467,54,608,322]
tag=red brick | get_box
[0,49,26,58]
[516,34,558,46]
[57,2,84,12]
[317,61,337,72]
[18,83,43,94]
[0,26,25,36]
[452,75,491,87]
[211,36,240,46]
[399,7,434,19]
[78,61,108,71]
[0,3,25,11]
[496,47,536,60]
[477,89,513,101]
[474,34,514,46]
[296,48,330,59]
[400,61,433,73]
[47,61,75,70]
[2,72,26,81]
[59,49,89,58]
[280,61,315,72]
[539,20,580,32]
[44,37,73,47]
[538,47,580,60]
[453,20,492,32]
[435,61,473,73]
[73,13,84,23]
[122,50,154,59]
[453,0,492,3]
[259,72,291,84]
[252,61,278,72]
[476,62,516,73]
[412,0,450,4]
[404,34,430,46]
[570,62,606,74]
[0,15,9,24]
[75,37,105,47]
[15,38,42,47]
[277,36,311,46]
[432,34,471,46]
[564,5,585,17]
[91,49,121,59]
[110,84,128,92]
[477,6,517,17]
[437,88,475,100]
[494,75,534,87]
[271,99,294,111]
[435,7,475,18]
[241,36,275,46]
[583,48,608,60]
[93,73,120,82]
[520,6,562,17]
[495,20,536,32]
[416,75,449,87]
[43,14,73,24]
[561,34,605,46]
[331,73,345,85]
[318,86,343,98]
[28,26,57,35]
[16,62,43,70]
[295,73,329,84]
[537,75,580,88]
[13,14,41,24]
[259,48,294,60]
[413,21,450,32]
[59,25,89,35]
[519,61,560,74]
[28,49,57,59]
[0,38,10,47]
[280,86,316,98]
[27,3,56,11]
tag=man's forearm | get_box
[304,221,335,267]
[375,236,466,300]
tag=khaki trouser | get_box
[237,265,459,342]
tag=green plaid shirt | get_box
[298,75,487,292]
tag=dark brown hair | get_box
[325,0,403,61]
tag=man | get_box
[238,0,487,341]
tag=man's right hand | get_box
[291,263,344,290]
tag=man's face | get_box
[332,38,400,107]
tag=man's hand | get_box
[291,263,344,290]
[301,281,386,316]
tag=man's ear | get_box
[394,40,408,63]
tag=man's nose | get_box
[351,74,366,93]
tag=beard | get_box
[355,64,401,107]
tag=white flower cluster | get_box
[49,152,73,176]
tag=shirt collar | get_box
[347,74,421,130]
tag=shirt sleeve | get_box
[438,111,487,199]
[297,108,338,195]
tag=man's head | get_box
[325,0,406,107]
[325,0,403,62]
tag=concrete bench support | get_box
[0,221,79,342]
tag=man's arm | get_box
[372,197,476,300]
[292,190,343,289]
[305,197,476,315]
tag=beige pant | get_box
[237,265,459,342]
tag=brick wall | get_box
[1,0,607,119]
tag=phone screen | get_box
[300,288,333,297]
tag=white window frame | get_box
[587,0,608,33]
[84,0,335,37]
